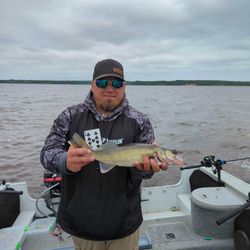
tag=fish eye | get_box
[171,149,178,154]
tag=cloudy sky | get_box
[1,0,250,81]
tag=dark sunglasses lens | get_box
[112,80,123,88]
[96,79,123,89]
[96,80,108,88]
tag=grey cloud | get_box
[0,0,250,80]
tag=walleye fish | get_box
[69,132,183,173]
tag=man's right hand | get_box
[67,146,95,172]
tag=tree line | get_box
[0,79,250,86]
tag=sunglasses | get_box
[95,79,124,89]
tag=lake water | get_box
[1,84,250,197]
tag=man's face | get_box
[92,76,126,115]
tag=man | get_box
[40,59,168,250]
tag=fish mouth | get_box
[169,158,185,166]
[175,154,186,166]
[169,150,185,166]
[176,153,183,160]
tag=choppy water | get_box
[1,84,250,197]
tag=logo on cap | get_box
[113,67,123,76]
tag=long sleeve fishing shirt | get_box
[40,91,155,240]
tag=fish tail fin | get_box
[69,132,90,148]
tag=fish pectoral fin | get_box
[99,162,116,173]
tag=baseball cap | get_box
[93,59,124,80]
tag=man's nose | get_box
[106,81,114,89]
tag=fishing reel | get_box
[200,155,216,170]
[200,155,226,175]
[181,155,226,185]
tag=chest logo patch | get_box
[84,129,102,150]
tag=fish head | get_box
[159,148,184,165]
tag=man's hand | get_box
[67,146,95,172]
[134,156,168,172]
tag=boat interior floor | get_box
[140,215,235,250]
[17,214,235,250]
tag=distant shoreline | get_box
[1,80,250,86]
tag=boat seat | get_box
[13,210,36,227]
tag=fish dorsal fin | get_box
[70,132,90,148]
[99,162,116,173]
[102,141,119,150]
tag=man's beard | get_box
[99,100,116,113]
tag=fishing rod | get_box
[216,192,250,225]
[223,156,250,163]
[180,155,250,171]
[180,155,250,183]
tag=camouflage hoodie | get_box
[40,90,154,240]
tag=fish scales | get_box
[93,145,159,166]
